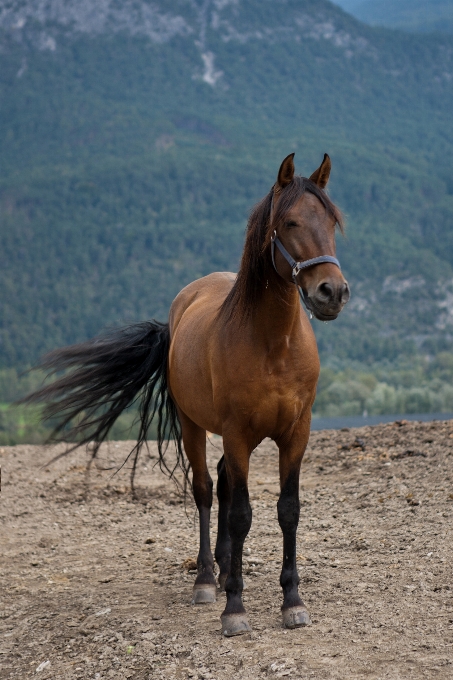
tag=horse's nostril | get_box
[318,282,334,300]
[341,282,350,304]
[316,281,350,305]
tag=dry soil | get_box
[1,420,453,679]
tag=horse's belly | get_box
[169,344,223,434]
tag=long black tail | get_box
[20,321,188,493]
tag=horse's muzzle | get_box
[306,280,350,321]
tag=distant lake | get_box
[311,412,453,431]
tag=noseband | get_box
[270,230,341,314]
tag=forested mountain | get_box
[334,0,453,33]
[1,0,453,377]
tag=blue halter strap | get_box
[270,229,341,311]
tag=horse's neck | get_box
[253,272,301,344]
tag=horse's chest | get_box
[222,351,318,432]
[244,385,309,440]
[258,373,312,415]
[227,340,318,395]
[263,344,319,386]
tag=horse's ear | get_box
[309,153,331,188]
[276,153,295,189]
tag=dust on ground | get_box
[1,420,453,679]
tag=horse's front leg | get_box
[277,423,312,629]
[215,455,231,591]
[220,435,253,636]
[179,412,217,604]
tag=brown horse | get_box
[24,153,349,636]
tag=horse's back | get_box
[169,271,236,336]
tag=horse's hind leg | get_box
[277,423,312,629]
[220,434,253,636]
[215,455,231,591]
[179,412,217,604]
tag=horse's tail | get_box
[20,321,187,493]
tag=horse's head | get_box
[270,153,350,321]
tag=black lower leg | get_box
[278,474,304,610]
[223,486,252,616]
[193,473,216,587]
[215,456,231,587]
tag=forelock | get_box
[272,175,344,232]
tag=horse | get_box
[23,152,350,636]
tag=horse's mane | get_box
[220,176,344,324]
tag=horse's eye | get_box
[286,220,298,228]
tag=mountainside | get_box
[1,0,453,374]
[337,0,453,34]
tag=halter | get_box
[270,232,341,312]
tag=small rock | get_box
[406,498,420,506]
[36,660,50,672]
[95,607,111,617]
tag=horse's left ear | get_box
[276,153,295,189]
[309,153,331,189]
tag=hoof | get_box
[218,573,228,591]
[221,613,251,637]
[282,606,311,629]
[191,584,217,605]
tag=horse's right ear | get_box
[276,153,295,189]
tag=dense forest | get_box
[1,0,453,442]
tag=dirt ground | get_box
[1,419,453,680]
